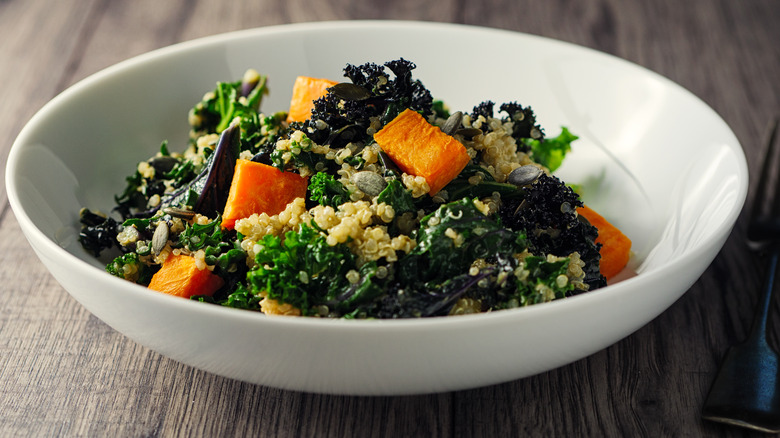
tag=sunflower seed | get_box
[507,165,543,186]
[441,111,463,135]
[162,207,196,220]
[151,221,169,255]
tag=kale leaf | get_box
[308,172,351,208]
[403,198,525,282]
[377,179,416,215]
[499,173,605,291]
[78,208,120,257]
[300,59,434,147]
[442,164,523,202]
[499,102,544,147]
[523,127,578,172]
[190,72,268,135]
[247,224,366,315]
[106,252,154,284]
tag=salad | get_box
[78,58,631,318]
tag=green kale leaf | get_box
[403,198,526,282]
[106,252,154,284]
[377,179,415,214]
[524,126,578,172]
[247,224,371,315]
[308,172,351,208]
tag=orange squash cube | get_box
[221,159,308,229]
[374,108,470,195]
[148,254,224,298]
[286,76,339,123]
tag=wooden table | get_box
[1,1,778,436]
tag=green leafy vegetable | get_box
[443,165,523,202]
[106,253,153,284]
[377,179,415,214]
[191,74,269,135]
[524,127,578,172]
[308,172,351,208]
[247,224,370,315]
[404,198,525,281]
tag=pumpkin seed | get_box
[150,156,179,174]
[455,127,483,139]
[352,171,387,197]
[162,207,196,220]
[507,165,543,187]
[441,111,463,135]
[330,83,372,101]
[151,221,169,255]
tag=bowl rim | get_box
[5,19,749,331]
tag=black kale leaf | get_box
[300,58,434,147]
[500,173,606,291]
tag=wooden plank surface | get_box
[1,0,779,436]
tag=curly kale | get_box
[299,59,434,147]
[78,208,120,257]
[308,172,351,208]
[499,173,606,291]
[402,199,525,282]
[468,100,543,143]
[242,111,287,160]
[270,131,342,174]
[245,224,384,316]
[112,140,202,219]
[499,102,544,146]
[345,58,433,121]
[471,101,495,131]
[176,216,246,297]
[357,199,526,318]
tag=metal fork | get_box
[702,119,780,433]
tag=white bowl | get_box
[6,21,747,395]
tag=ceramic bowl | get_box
[6,21,747,395]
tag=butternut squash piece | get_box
[577,205,632,280]
[286,76,339,123]
[148,254,224,298]
[373,108,470,195]
[221,159,308,229]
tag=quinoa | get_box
[259,291,302,316]
[458,114,535,182]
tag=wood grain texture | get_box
[1,0,779,436]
